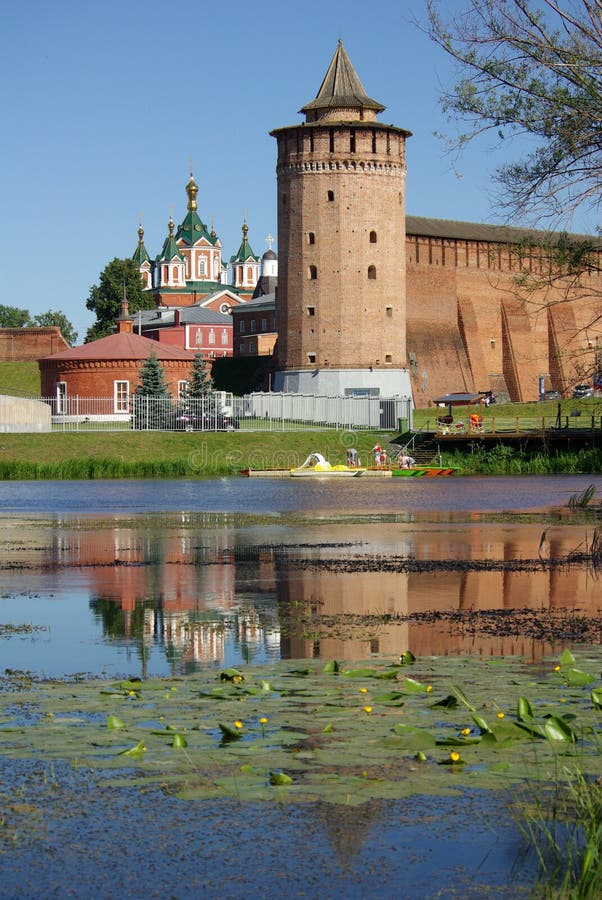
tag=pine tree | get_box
[133,351,173,429]
[186,353,214,398]
[135,351,170,397]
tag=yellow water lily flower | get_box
[259,717,268,725]
[461,728,471,736]
[234,720,243,730]
[359,687,368,694]
[450,751,461,762]
[426,685,433,693]
[497,712,505,719]
[363,706,373,714]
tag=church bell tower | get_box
[270,41,412,397]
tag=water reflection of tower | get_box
[275,554,410,661]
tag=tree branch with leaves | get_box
[424,0,602,223]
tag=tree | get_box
[185,353,214,398]
[0,304,78,345]
[424,0,602,224]
[132,351,173,430]
[0,304,30,328]
[30,310,78,346]
[135,351,171,397]
[85,258,154,342]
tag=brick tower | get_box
[271,41,412,397]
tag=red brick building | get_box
[38,323,197,410]
[230,294,277,357]
[134,304,234,358]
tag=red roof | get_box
[39,332,196,362]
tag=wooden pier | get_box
[402,411,602,460]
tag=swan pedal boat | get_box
[290,452,366,477]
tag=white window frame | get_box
[114,380,129,413]
[56,381,67,414]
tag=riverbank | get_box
[0,431,385,479]
[1,429,602,478]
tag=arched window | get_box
[327,190,334,202]
[369,231,377,243]
[308,265,317,280]
[307,232,315,245]
[368,265,377,280]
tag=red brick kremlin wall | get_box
[0,328,70,362]
[405,232,602,404]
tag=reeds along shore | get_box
[0,427,601,479]
[1,447,602,479]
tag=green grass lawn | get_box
[0,361,41,396]
[0,430,388,478]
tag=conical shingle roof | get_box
[300,40,385,118]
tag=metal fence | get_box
[39,392,412,433]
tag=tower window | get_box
[306,306,315,317]
[368,265,377,280]
[350,129,356,153]
[329,129,334,153]
[386,306,393,317]
[307,353,316,364]
[370,231,377,243]
[371,131,377,153]
[327,190,334,202]
[385,354,392,364]
[308,265,317,280]
[309,131,314,152]
[307,232,315,245]
[282,193,287,207]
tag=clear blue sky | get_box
[2,0,597,343]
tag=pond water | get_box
[1,475,600,898]
[1,474,601,679]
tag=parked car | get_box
[539,390,561,401]
[172,410,239,431]
[572,384,593,399]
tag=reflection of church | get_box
[20,517,602,672]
